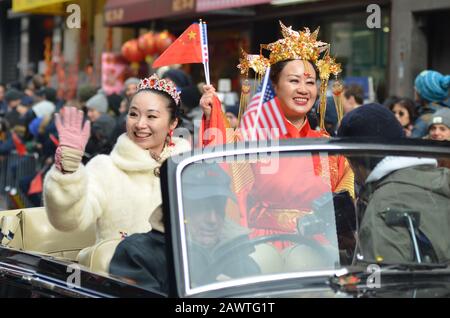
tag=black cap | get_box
[21,95,34,107]
[36,87,57,103]
[337,103,405,138]
[5,89,23,102]
[225,105,239,118]
[162,69,192,89]
[182,163,235,200]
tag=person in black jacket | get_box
[109,164,260,294]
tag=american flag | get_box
[240,68,287,141]
[199,21,210,83]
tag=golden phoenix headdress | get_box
[237,21,344,129]
[236,49,270,123]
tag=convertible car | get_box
[1,138,450,298]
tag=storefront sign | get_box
[196,0,271,12]
[104,7,124,24]
[104,0,196,26]
[172,0,195,12]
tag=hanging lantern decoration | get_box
[155,31,175,55]
[138,31,157,65]
[121,39,144,72]
[43,18,54,31]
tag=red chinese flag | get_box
[198,95,230,148]
[49,133,60,147]
[28,171,43,195]
[152,23,202,68]
[11,131,27,156]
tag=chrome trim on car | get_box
[172,141,450,296]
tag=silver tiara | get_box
[138,74,181,105]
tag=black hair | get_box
[388,97,417,125]
[131,89,182,127]
[269,59,318,85]
[382,95,400,109]
[347,155,384,172]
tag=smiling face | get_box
[126,90,178,154]
[272,60,318,126]
[429,124,450,141]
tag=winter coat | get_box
[43,134,191,242]
[109,219,260,293]
[357,157,450,263]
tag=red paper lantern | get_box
[155,31,175,55]
[121,39,144,73]
[43,18,54,31]
[138,32,157,64]
[121,39,144,64]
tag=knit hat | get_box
[4,89,23,102]
[180,85,201,110]
[124,77,140,87]
[337,103,405,138]
[36,87,57,103]
[225,105,239,118]
[414,70,450,103]
[77,85,97,103]
[428,108,450,130]
[21,95,34,107]
[162,69,192,89]
[32,100,56,118]
[86,89,108,113]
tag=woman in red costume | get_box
[198,22,354,242]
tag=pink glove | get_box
[54,107,90,173]
[55,106,91,151]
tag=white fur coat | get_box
[43,134,191,242]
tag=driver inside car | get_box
[108,163,260,294]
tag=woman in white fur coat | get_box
[43,74,191,242]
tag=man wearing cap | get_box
[337,103,450,264]
[109,163,260,294]
[412,70,450,138]
[427,108,450,141]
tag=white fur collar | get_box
[110,134,191,172]
[366,156,438,184]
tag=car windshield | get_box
[177,147,450,294]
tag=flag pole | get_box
[251,66,271,140]
[199,19,210,85]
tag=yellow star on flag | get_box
[187,31,197,40]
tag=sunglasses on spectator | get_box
[393,110,406,117]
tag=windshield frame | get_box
[165,138,450,297]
